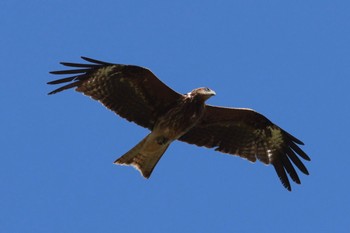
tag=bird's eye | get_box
[205,87,210,92]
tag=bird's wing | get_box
[48,57,181,130]
[179,105,310,191]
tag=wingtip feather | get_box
[272,161,292,191]
[81,56,112,65]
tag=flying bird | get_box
[48,57,310,191]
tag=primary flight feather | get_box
[48,57,310,191]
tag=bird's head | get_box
[188,87,216,101]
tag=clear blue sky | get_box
[1,1,349,232]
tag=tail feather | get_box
[114,134,170,178]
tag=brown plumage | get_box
[48,56,311,191]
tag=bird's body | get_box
[116,88,214,178]
[48,57,310,191]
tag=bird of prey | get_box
[48,57,310,191]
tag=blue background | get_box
[1,1,349,232]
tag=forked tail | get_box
[114,134,170,178]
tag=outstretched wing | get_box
[179,105,310,191]
[48,57,181,130]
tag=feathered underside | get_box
[48,57,310,191]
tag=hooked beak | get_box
[209,90,216,96]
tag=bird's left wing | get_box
[179,105,310,191]
[48,57,181,130]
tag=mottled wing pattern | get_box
[179,105,310,191]
[48,57,181,130]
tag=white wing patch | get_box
[266,126,284,163]
[268,126,284,146]
[251,126,285,164]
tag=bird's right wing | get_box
[48,57,182,130]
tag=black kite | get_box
[48,57,310,191]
